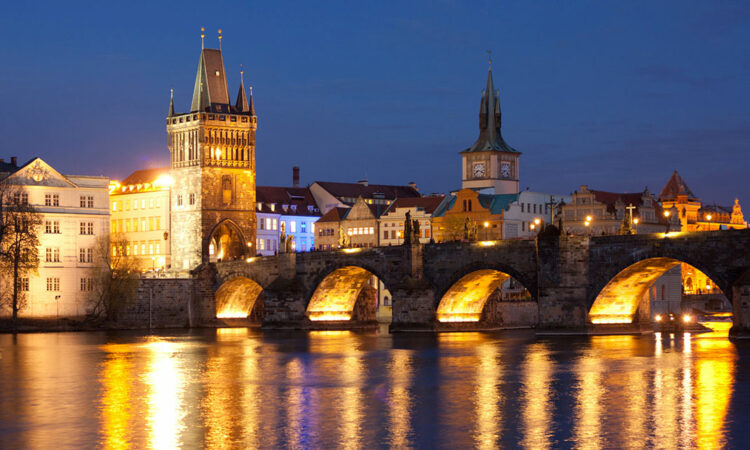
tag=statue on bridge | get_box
[279,222,295,253]
[403,211,422,245]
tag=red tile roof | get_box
[121,167,170,186]
[316,207,349,223]
[385,195,446,215]
[315,181,420,200]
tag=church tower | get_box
[167,36,256,270]
[460,61,520,194]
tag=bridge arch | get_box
[589,254,729,325]
[435,263,536,324]
[305,264,388,322]
[206,219,249,263]
[215,276,264,320]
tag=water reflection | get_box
[520,343,553,449]
[144,340,186,449]
[0,329,744,448]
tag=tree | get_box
[88,233,139,321]
[438,214,468,242]
[0,182,41,324]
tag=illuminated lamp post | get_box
[534,217,542,232]
[664,210,671,233]
[705,214,712,231]
[483,221,489,240]
[584,215,592,236]
[633,217,639,234]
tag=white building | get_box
[0,157,109,318]
[378,196,447,245]
[502,191,572,239]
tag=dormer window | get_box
[257,202,262,210]
[269,204,275,212]
[307,205,314,213]
[291,205,297,212]
[282,204,289,212]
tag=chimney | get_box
[292,166,300,187]
[408,181,418,192]
[358,179,368,187]
[10,157,17,166]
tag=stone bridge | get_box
[144,229,750,336]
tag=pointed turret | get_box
[463,65,517,153]
[248,86,255,116]
[235,66,250,113]
[168,88,175,117]
[658,170,698,202]
[190,48,231,113]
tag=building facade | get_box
[559,185,668,235]
[378,196,447,245]
[432,189,512,242]
[256,185,321,253]
[501,191,572,239]
[460,64,520,194]
[109,168,171,270]
[0,157,109,318]
[167,44,257,269]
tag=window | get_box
[79,248,93,263]
[177,194,183,206]
[133,218,138,232]
[80,195,94,208]
[141,199,146,209]
[149,199,154,208]
[301,222,307,233]
[46,277,60,292]
[13,192,28,205]
[149,243,154,255]
[259,239,265,250]
[133,199,138,210]
[45,193,60,206]
[156,243,160,254]
[521,203,525,213]
[189,193,195,205]
[125,200,130,210]
[155,217,161,230]
[259,218,265,230]
[80,222,94,235]
[46,248,60,263]
[290,221,296,233]
[272,219,278,230]
[80,278,93,291]
[369,227,374,235]
[45,220,60,234]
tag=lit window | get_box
[112,201,117,211]
[290,221,296,233]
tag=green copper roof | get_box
[462,67,519,154]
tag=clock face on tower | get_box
[473,162,486,178]
[501,162,511,178]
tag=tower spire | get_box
[235,65,250,113]
[249,86,255,116]
[201,27,205,49]
[168,87,175,117]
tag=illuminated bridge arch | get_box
[216,276,264,320]
[589,256,725,325]
[436,266,534,323]
[306,265,384,322]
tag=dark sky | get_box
[1,1,749,206]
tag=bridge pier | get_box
[730,282,750,338]
[389,281,437,332]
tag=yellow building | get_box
[658,170,747,231]
[109,168,172,271]
[432,189,509,242]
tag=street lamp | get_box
[633,217,639,233]
[664,210,671,233]
[584,215,592,235]
[483,221,489,240]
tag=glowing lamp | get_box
[586,215,592,222]
[706,214,712,221]
[683,314,692,323]
[483,221,489,228]
[664,210,670,217]
[633,218,639,224]
[655,314,662,322]
[534,218,541,225]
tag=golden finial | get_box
[201,27,205,49]
[249,85,253,95]
[487,50,492,69]
[218,28,222,50]
[170,87,174,99]
[240,64,244,84]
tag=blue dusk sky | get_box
[1,1,748,205]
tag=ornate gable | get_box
[7,158,77,187]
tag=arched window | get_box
[222,176,232,205]
[661,285,666,301]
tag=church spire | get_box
[190,46,230,113]
[463,59,517,154]
[168,88,175,117]
[248,85,255,116]
[235,65,250,113]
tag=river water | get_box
[0,323,748,449]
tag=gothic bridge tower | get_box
[167,38,257,270]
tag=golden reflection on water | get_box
[144,340,186,449]
[521,343,553,449]
[474,343,501,450]
[574,353,602,450]
[389,350,413,449]
[285,357,305,447]
[694,337,736,449]
[100,345,134,450]
[240,342,262,448]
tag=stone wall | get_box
[121,278,195,328]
